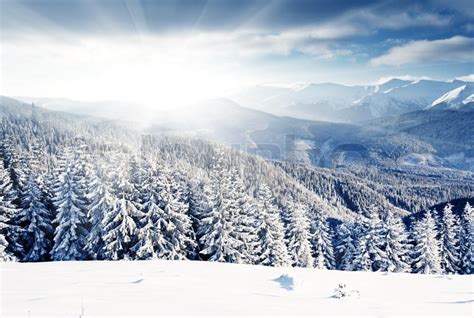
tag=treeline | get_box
[0,103,472,274]
[0,137,472,274]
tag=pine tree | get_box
[383,211,410,272]
[101,165,141,260]
[50,152,89,261]
[132,175,170,260]
[438,204,460,274]
[84,165,113,260]
[351,214,387,272]
[17,174,53,261]
[0,165,18,261]
[458,202,473,274]
[199,152,246,263]
[227,169,259,264]
[285,201,314,268]
[334,222,356,271]
[310,207,334,269]
[158,168,195,260]
[411,211,442,274]
[254,184,290,267]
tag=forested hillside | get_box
[0,97,472,274]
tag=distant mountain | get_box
[231,78,474,123]
[428,83,474,110]
[14,96,143,122]
[145,97,474,174]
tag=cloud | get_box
[455,74,474,82]
[370,36,474,66]
[374,75,431,85]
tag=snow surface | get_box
[431,85,467,106]
[463,94,474,105]
[1,260,473,317]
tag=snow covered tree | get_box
[438,204,460,274]
[132,171,170,260]
[227,169,259,264]
[17,174,53,261]
[157,168,195,260]
[199,153,245,263]
[285,201,314,268]
[84,164,114,260]
[351,213,387,272]
[411,211,442,274]
[254,184,290,267]
[351,218,372,272]
[0,165,18,261]
[334,222,356,271]
[458,202,473,274]
[382,211,410,272]
[310,207,334,269]
[101,163,141,260]
[50,151,89,261]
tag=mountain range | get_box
[231,78,474,123]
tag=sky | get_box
[1,0,473,107]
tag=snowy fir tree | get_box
[458,203,473,274]
[16,174,53,261]
[411,211,442,274]
[156,167,195,260]
[382,210,410,272]
[198,153,245,263]
[101,166,142,260]
[438,204,460,274]
[351,221,372,271]
[285,201,314,268]
[132,169,170,260]
[334,222,356,271]
[310,207,334,269]
[50,151,89,261]
[84,165,114,260]
[352,213,387,272]
[0,165,18,261]
[254,183,290,267]
[226,169,260,264]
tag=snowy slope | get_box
[1,260,473,317]
[429,83,474,110]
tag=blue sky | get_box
[1,0,473,104]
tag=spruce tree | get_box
[199,152,245,263]
[17,174,53,261]
[285,201,314,268]
[310,207,335,269]
[84,165,113,260]
[101,163,141,260]
[383,211,410,272]
[459,202,473,274]
[50,152,89,261]
[347,220,372,271]
[438,204,460,274]
[411,211,442,274]
[0,165,18,261]
[255,184,290,267]
[334,222,356,270]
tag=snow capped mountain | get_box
[231,78,473,122]
[373,78,412,93]
[429,83,474,110]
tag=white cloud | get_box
[373,75,431,85]
[455,74,474,82]
[370,36,474,66]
